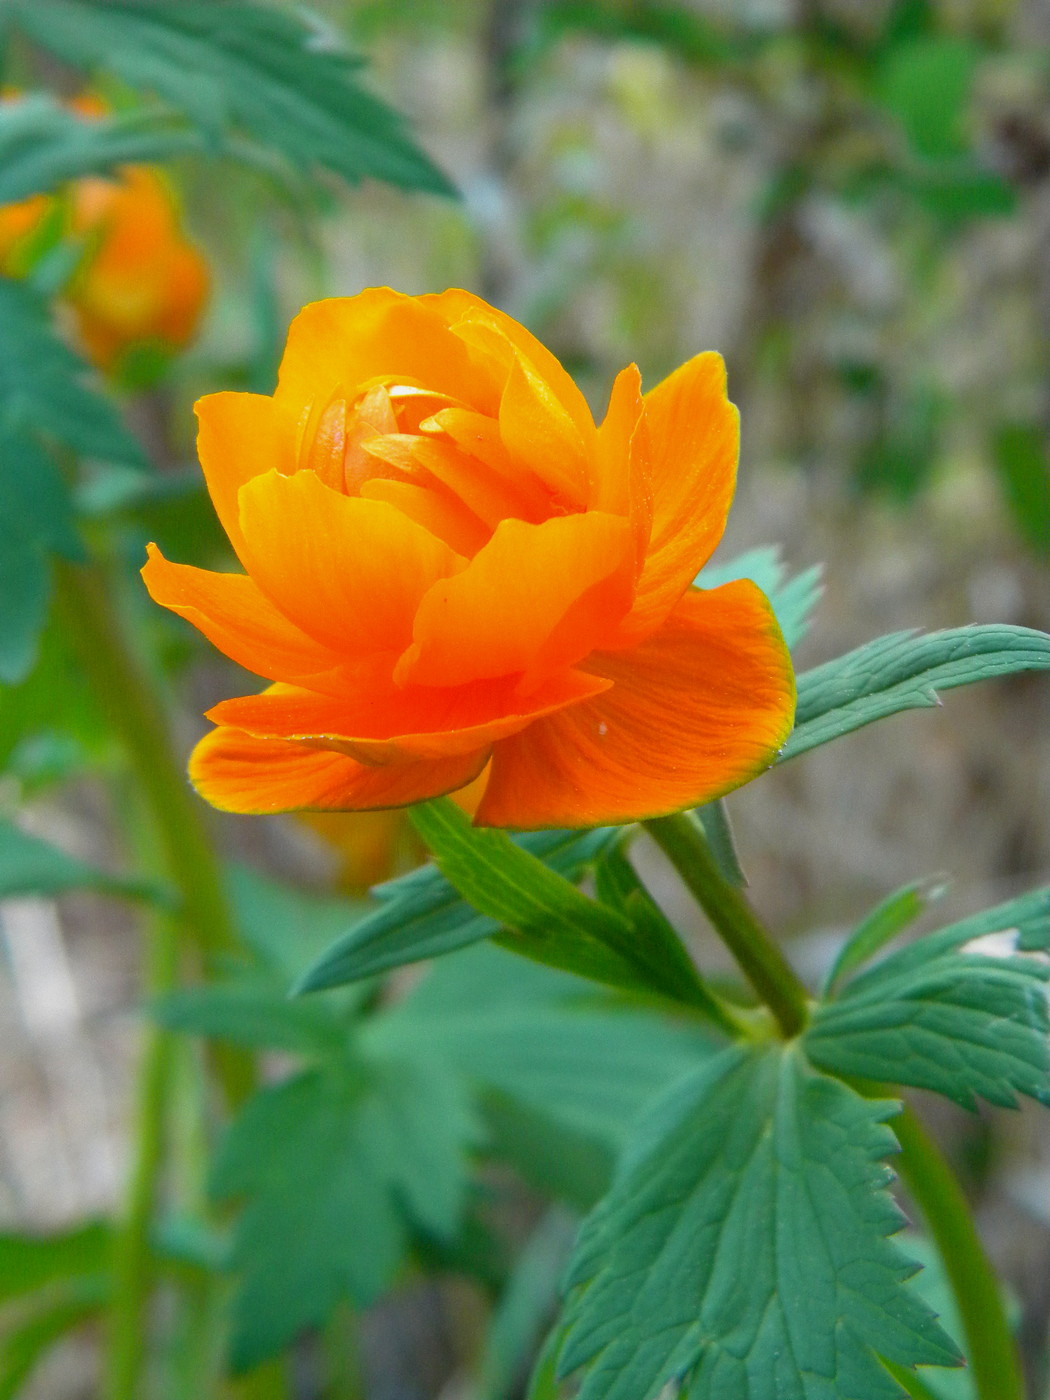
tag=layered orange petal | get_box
[237,468,466,657]
[611,352,738,646]
[498,354,592,507]
[141,545,350,688]
[397,511,633,689]
[475,579,795,829]
[274,288,483,413]
[592,364,653,569]
[190,727,488,815]
[206,669,610,762]
[427,289,596,444]
[195,393,298,563]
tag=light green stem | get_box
[643,811,809,1036]
[54,561,268,1398]
[893,1107,1024,1400]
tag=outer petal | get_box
[475,579,795,829]
[611,352,738,646]
[195,392,298,562]
[141,544,350,687]
[237,469,465,656]
[190,727,488,815]
[274,289,483,412]
[205,669,611,762]
[397,512,633,689]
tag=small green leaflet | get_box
[697,544,824,651]
[823,879,945,996]
[408,798,711,1006]
[211,1054,478,1371]
[806,886,1050,1110]
[0,817,170,905]
[6,0,454,196]
[558,1044,960,1400]
[295,825,618,992]
[0,96,202,205]
[781,625,1050,763]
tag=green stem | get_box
[54,560,262,1398]
[103,903,179,1400]
[893,1106,1024,1400]
[644,811,809,1037]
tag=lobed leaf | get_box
[558,1044,960,1400]
[211,1054,478,1370]
[782,625,1050,762]
[6,0,455,196]
[807,886,1050,1109]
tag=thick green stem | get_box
[644,811,809,1037]
[54,560,261,1398]
[893,1106,1024,1400]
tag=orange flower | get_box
[142,288,795,829]
[0,96,209,370]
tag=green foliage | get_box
[557,1045,960,1400]
[824,879,944,995]
[992,424,1050,557]
[4,0,455,196]
[878,37,981,160]
[0,95,200,205]
[212,1053,477,1371]
[408,798,712,1005]
[782,625,1050,763]
[0,1222,110,1305]
[698,545,824,651]
[295,824,619,991]
[0,276,142,681]
[0,817,169,904]
[806,886,1050,1110]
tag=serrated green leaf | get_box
[806,887,1050,1110]
[0,817,170,905]
[824,879,944,995]
[697,545,823,651]
[781,626,1050,763]
[7,0,454,196]
[408,799,709,1006]
[295,826,617,993]
[558,1044,960,1400]
[212,1053,477,1370]
[0,95,202,205]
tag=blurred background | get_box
[2,0,1050,1395]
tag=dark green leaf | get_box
[226,863,370,982]
[782,626,1050,763]
[153,983,347,1056]
[407,799,708,1005]
[558,1045,960,1400]
[212,1054,477,1370]
[824,879,945,995]
[0,95,202,205]
[806,887,1050,1110]
[295,824,618,992]
[993,423,1050,556]
[0,817,169,905]
[698,545,823,651]
[7,0,455,196]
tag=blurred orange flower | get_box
[143,287,795,829]
[0,95,209,370]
